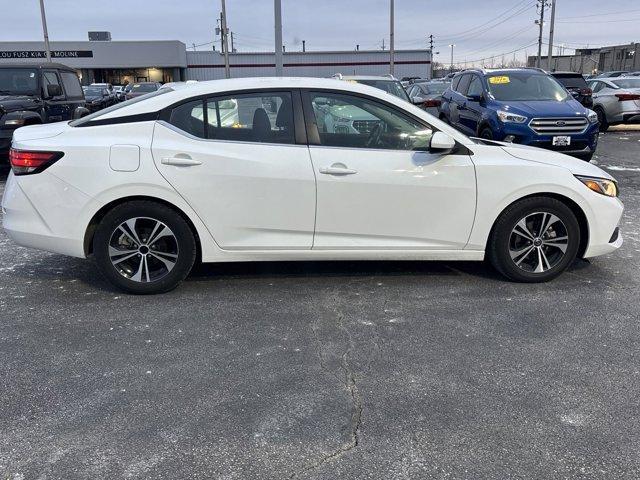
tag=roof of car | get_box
[0,62,77,71]
[551,71,583,76]
[333,74,399,81]
[92,77,411,121]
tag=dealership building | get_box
[0,39,431,84]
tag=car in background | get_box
[0,62,87,161]
[551,71,593,108]
[126,82,162,100]
[439,68,599,161]
[406,81,448,116]
[112,85,126,102]
[595,71,629,78]
[588,76,640,131]
[90,83,116,106]
[2,77,623,293]
[82,85,112,112]
[331,74,410,102]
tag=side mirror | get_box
[466,93,482,103]
[429,131,456,154]
[412,96,425,105]
[47,84,62,98]
[73,106,90,120]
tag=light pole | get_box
[274,0,283,76]
[38,0,52,62]
[449,44,455,73]
[389,0,395,76]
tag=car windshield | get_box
[420,83,448,94]
[612,78,640,89]
[0,68,38,95]
[84,87,104,96]
[352,79,410,101]
[132,83,158,92]
[486,72,569,101]
[70,88,173,126]
[554,75,587,89]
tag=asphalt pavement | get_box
[1,130,639,479]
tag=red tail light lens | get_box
[615,93,640,101]
[422,99,441,108]
[9,149,64,175]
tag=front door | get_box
[152,90,317,250]
[305,91,477,250]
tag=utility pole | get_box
[546,0,556,71]
[428,34,434,79]
[220,0,231,78]
[536,0,546,68]
[38,0,52,62]
[302,40,306,52]
[389,0,395,76]
[274,0,283,76]
[382,38,385,51]
[231,32,236,53]
[449,44,455,73]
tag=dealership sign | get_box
[0,50,94,59]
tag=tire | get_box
[594,107,609,132]
[479,127,494,140]
[93,201,197,294]
[487,197,581,283]
[438,113,449,124]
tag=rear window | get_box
[70,88,172,126]
[351,79,410,101]
[132,83,158,93]
[60,71,84,99]
[553,74,587,89]
[611,78,640,89]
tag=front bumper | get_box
[494,122,599,157]
[583,194,624,258]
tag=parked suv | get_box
[439,68,599,161]
[0,63,87,160]
[551,71,593,108]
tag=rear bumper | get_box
[1,171,88,258]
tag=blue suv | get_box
[439,68,599,161]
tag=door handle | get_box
[161,156,202,166]
[319,164,357,175]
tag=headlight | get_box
[497,110,527,123]
[4,118,25,126]
[587,109,598,123]
[576,175,618,197]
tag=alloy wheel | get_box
[508,211,569,273]
[108,217,179,283]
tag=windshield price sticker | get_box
[489,76,510,84]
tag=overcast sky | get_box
[3,0,639,65]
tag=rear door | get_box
[450,74,471,132]
[459,75,484,134]
[152,90,317,250]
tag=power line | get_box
[559,8,640,20]
[558,17,640,24]
[460,39,539,66]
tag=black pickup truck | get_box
[0,63,88,160]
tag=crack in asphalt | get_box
[293,312,363,479]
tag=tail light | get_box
[615,93,640,101]
[422,99,441,108]
[580,87,592,96]
[9,149,64,175]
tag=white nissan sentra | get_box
[1,77,623,294]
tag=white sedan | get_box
[2,77,623,294]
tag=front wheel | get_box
[93,201,197,294]
[595,107,609,132]
[487,197,581,283]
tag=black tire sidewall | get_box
[595,107,608,131]
[93,201,196,294]
[489,197,581,283]
[480,127,493,140]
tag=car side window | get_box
[169,100,206,138]
[467,76,483,97]
[42,71,63,99]
[59,71,83,99]
[309,91,433,151]
[206,92,295,144]
[457,75,472,95]
[451,75,461,92]
[591,81,603,93]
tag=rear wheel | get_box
[93,201,196,294]
[488,197,580,283]
[595,107,609,132]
